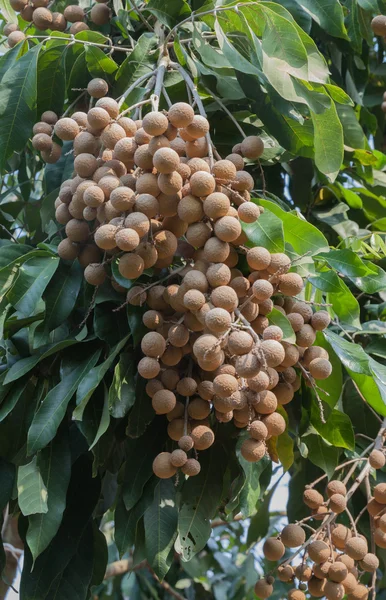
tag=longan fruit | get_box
[57,238,79,261]
[287,590,305,600]
[280,524,305,548]
[373,482,386,503]
[149,135,171,155]
[101,123,126,149]
[153,230,177,259]
[344,537,368,560]
[41,141,62,163]
[311,310,331,331]
[212,159,236,182]
[309,358,333,380]
[190,171,216,197]
[254,578,273,599]
[206,263,231,288]
[33,121,53,135]
[153,452,177,479]
[225,153,244,170]
[170,449,187,468]
[232,170,254,192]
[278,272,304,296]
[262,537,285,561]
[213,374,238,398]
[161,369,180,391]
[63,4,84,21]
[252,280,274,301]
[188,398,211,420]
[32,132,53,152]
[32,7,53,29]
[7,30,26,46]
[90,2,110,24]
[294,565,312,582]
[87,107,110,131]
[197,380,214,401]
[261,340,285,368]
[277,565,294,582]
[369,449,386,469]
[153,147,180,174]
[241,438,266,462]
[248,371,270,393]
[94,224,116,250]
[302,346,329,368]
[262,412,286,436]
[227,331,254,356]
[168,323,190,348]
[138,357,160,379]
[74,153,97,178]
[235,353,261,378]
[360,553,379,572]
[210,286,238,312]
[65,219,89,242]
[308,577,326,597]
[296,324,316,348]
[182,458,201,476]
[142,111,168,136]
[168,103,195,128]
[375,527,386,548]
[70,22,89,33]
[118,253,144,280]
[141,332,166,358]
[329,493,347,514]
[214,216,242,242]
[84,263,106,286]
[324,581,344,600]
[125,286,146,307]
[249,420,268,442]
[366,497,383,516]
[178,194,204,224]
[326,480,346,497]
[303,488,324,509]
[9,0,26,10]
[54,117,80,142]
[240,135,264,159]
[308,540,330,564]
[371,15,386,35]
[331,524,351,549]
[238,202,260,223]
[190,425,214,450]
[20,4,34,20]
[152,389,176,414]
[247,247,271,270]
[185,115,209,139]
[161,346,183,367]
[183,269,209,293]
[115,228,139,252]
[379,513,386,532]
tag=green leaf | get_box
[43,261,83,331]
[0,459,15,573]
[177,444,225,561]
[18,456,48,516]
[37,45,66,117]
[0,375,32,421]
[122,421,165,511]
[324,84,354,106]
[85,46,118,79]
[342,379,380,440]
[247,479,280,545]
[114,33,157,97]
[0,44,40,169]
[144,479,178,580]
[349,262,386,294]
[260,199,329,255]
[313,332,342,408]
[309,269,341,292]
[26,429,71,564]
[242,205,284,252]
[311,403,354,450]
[4,337,83,384]
[237,436,270,518]
[7,255,59,317]
[304,434,339,479]
[73,336,129,421]
[268,308,296,343]
[276,431,294,472]
[27,349,101,455]
[89,387,110,450]
[315,249,370,277]
[294,0,348,39]
[324,330,370,374]
[327,279,361,329]
[146,0,191,28]
[311,101,344,182]
[0,0,17,22]
[108,352,136,418]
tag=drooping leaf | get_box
[0,44,40,169]
[303,434,340,479]
[7,255,59,317]
[242,205,285,252]
[0,459,16,574]
[114,33,157,97]
[268,308,296,343]
[27,429,71,563]
[311,101,344,182]
[144,479,178,580]
[17,456,48,516]
[37,45,66,117]
[85,46,118,79]
[43,261,83,332]
[108,352,136,418]
[293,0,348,40]
[27,349,101,455]
[146,0,191,28]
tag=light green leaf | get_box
[316,249,370,277]
[260,199,329,254]
[146,0,191,28]
[268,308,296,343]
[18,457,48,516]
[242,205,284,252]
[324,330,371,374]
[144,479,178,580]
[26,430,71,563]
[314,332,343,408]
[0,0,17,23]
[294,0,348,39]
[311,101,343,182]
[27,349,101,455]
[85,46,118,78]
[327,279,361,329]
[276,431,294,472]
[237,433,270,517]
[0,44,40,169]
[311,404,354,450]
[108,352,136,418]
[114,33,157,97]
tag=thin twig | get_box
[27,34,132,53]
[118,69,157,108]
[62,91,87,117]
[202,85,246,138]
[127,0,153,31]
[352,381,383,424]
[297,361,326,424]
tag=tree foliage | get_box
[0,0,386,598]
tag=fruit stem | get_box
[26,34,132,53]
[61,91,87,118]
[128,0,153,31]
[202,84,247,139]
[117,69,158,108]
[296,361,326,424]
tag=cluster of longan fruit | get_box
[43,77,333,480]
[5,0,111,47]
[255,448,386,600]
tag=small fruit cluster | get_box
[5,0,110,46]
[43,78,333,480]
[255,447,386,600]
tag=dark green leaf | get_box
[304,434,339,479]
[294,0,348,39]
[85,46,118,79]
[7,255,59,317]
[27,349,101,455]
[27,429,71,563]
[315,249,370,277]
[324,330,371,374]
[0,459,15,574]
[144,479,178,580]
[146,0,191,28]
[268,308,296,343]
[311,403,355,450]
[37,45,66,117]
[44,261,83,331]
[114,33,157,97]
[0,44,40,169]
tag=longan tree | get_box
[0,0,386,599]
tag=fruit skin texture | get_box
[254,579,273,599]
[369,449,385,469]
[262,537,285,561]
[152,453,177,479]
[240,135,264,159]
[344,537,368,560]
[280,524,305,548]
